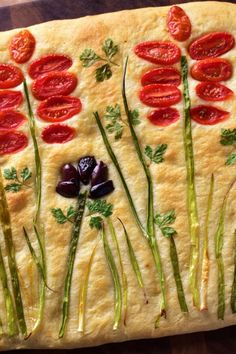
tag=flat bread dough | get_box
[0,1,236,349]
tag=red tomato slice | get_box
[37,96,82,122]
[196,82,233,101]
[191,59,232,82]
[28,54,73,79]
[32,71,77,100]
[141,67,181,86]
[190,105,229,125]
[0,111,26,131]
[0,90,23,110]
[0,131,28,155]
[147,108,180,126]
[139,84,181,107]
[189,32,235,60]
[9,30,35,64]
[0,64,24,89]
[41,124,75,144]
[167,6,191,41]
[134,41,181,65]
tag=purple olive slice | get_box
[91,161,108,187]
[78,156,97,185]
[89,180,114,199]
[56,180,79,198]
[61,163,79,182]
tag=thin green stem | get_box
[0,169,27,336]
[200,174,214,311]
[107,218,128,325]
[181,56,200,308]
[59,192,87,338]
[102,224,122,330]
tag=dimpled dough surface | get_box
[0,1,236,350]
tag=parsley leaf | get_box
[20,167,32,181]
[102,38,118,60]
[4,183,22,193]
[51,206,76,224]
[89,216,103,230]
[95,64,112,82]
[130,109,140,126]
[154,209,177,238]
[105,104,124,140]
[144,144,167,164]
[226,153,236,166]
[220,128,236,146]
[86,199,113,217]
[3,167,17,180]
[80,49,101,67]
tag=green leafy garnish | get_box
[59,192,87,338]
[144,145,167,164]
[0,169,27,336]
[105,104,124,140]
[51,206,76,224]
[86,199,113,217]
[181,56,200,308]
[200,174,214,311]
[231,229,236,313]
[118,218,148,304]
[89,216,103,230]
[226,152,236,166]
[80,38,119,82]
[215,180,235,319]
[78,242,98,333]
[130,109,141,126]
[154,210,188,313]
[220,128,236,146]
[122,57,167,321]
[3,166,32,193]
[102,225,122,330]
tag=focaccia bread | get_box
[0,1,236,350]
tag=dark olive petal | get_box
[78,156,97,185]
[56,180,79,198]
[89,180,114,199]
[61,163,79,182]
[91,161,108,186]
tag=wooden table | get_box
[1,0,236,353]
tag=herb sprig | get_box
[3,167,32,192]
[220,129,236,165]
[51,206,76,224]
[145,144,167,164]
[80,38,119,82]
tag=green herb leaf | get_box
[4,183,22,193]
[160,226,177,238]
[154,210,176,227]
[51,208,68,224]
[145,144,167,164]
[20,167,32,181]
[79,48,101,67]
[89,216,103,230]
[86,199,113,217]
[130,109,140,126]
[95,64,112,82]
[3,167,17,180]
[66,206,76,220]
[226,153,236,166]
[220,128,236,146]
[102,38,118,60]
[105,104,124,140]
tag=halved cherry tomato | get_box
[141,67,181,86]
[167,6,191,41]
[9,30,35,64]
[28,54,73,79]
[41,124,75,144]
[37,96,82,122]
[32,72,77,100]
[147,107,180,126]
[0,64,24,89]
[139,84,181,107]
[134,41,181,65]
[189,32,235,60]
[190,105,229,125]
[0,90,23,110]
[0,111,26,130]
[191,59,232,82]
[0,131,28,155]
[196,82,233,101]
